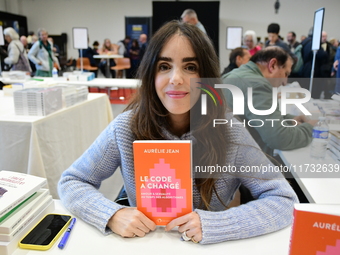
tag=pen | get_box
[58,218,76,249]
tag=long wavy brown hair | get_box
[126,20,229,210]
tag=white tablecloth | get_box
[11,200,292,255]
[0,92,113,198]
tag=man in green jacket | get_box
[221,47,317,155]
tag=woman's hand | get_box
[334,60,339,71]
[107,207,156,238]
[165,212,202,243]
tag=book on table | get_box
[133,140,192,226]
[0,189,49,234]
[0,198,54,255]
[289,203,340,255]
[0,195,53,242]
[0,171,47,222]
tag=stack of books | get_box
[13,87,63,116]
[0,171,54,255]
[328,131,340,162]
[55,85,89,108]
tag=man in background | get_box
[222,47,316,155]
[265,23,290,52]
[138,34,148,60]
[117,36,131,57]
[320,31,337,98]
[181,9,206,34]
[287,31,300,53]
[20,36,29,53]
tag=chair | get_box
[111,58,131,78]
[76,57,98,72]
[109,88,136,104]
[64,57,76,71]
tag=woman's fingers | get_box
[165,212,202,243]
[107,207,156,238]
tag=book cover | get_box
[0,199,54,255]
[0,171,47,220]
[0,195,53,242]
[133,140,192,226]
[0,189,49,234]
[289,204,340,255]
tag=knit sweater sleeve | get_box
[195,124,299,244]
[58,118,125,235]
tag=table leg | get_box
[106,59,110,78]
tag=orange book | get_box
[289,204,340,255]
[133,140,192,225]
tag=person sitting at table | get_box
[221,47,251,76]
[129,39,141,78]
[78,38,99,77]
[222,47,317,156]
[98,38,118,78]
[58,20,298,245]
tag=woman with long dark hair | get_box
[58,20,297,244]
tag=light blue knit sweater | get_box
[58,110,298,244]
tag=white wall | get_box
[1,0,339,70]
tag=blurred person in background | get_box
[21,35,36,74]
[286,31,300,53]
[181,9,206,34]
[332,46,340,93]
[4,27,31,73]
[329,38,339,48]
[117,36,131,57]
[221,47,251,76]
[138,34,148,60]
[243,30,261,56]
[129,39,141,78]
[28,28,60,77]
[98,38,119,78]
[20,36,29,53]
[265,23,290,52]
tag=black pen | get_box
[58,218,76,249]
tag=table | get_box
[65,78,139,88]
[278,98,340,204]
[12,200,292,255]
[278,147,340,204]
[94,54,123,78]
[0,77,139,88]
[0,92,113,199]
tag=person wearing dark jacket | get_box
[265,23,290,52]
[300,28,328,98]
[221,47,251,76]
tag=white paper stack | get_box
[66,71,95,81]
[13,87,63,116]
[1,71,29,80]
[76,86,89,103]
